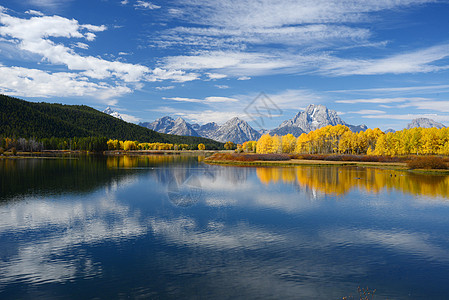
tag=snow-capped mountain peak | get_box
[406,118,446,129]
[103,107,123,120]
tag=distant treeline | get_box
[0,136,220,152]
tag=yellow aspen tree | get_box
[295,133,308,153]
[256,134,273,154]
[271,135,282,153]
[281,134,296,153]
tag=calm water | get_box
[1,155,449,299]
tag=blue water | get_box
[1,155,449,299]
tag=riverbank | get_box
[205,157,408,168]
[204,152,449,174]
[0,149,218,159]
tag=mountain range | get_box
[104,105,447,144]
[135,104,367,144]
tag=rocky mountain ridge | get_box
[406,118,446,129]
[103,107,124,121]
[136,104,368,144]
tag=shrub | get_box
[0,147,4,155]
[11,147,17,156]
[291,154,404,163]
[407,156,448,170]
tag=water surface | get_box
[1,155,449,299]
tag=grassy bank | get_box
[204,153,449,173]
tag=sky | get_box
[1,0,449,131]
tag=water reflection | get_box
[0,192,146,286]
[2,156,449,299]
[106,154,201,169]
[256,166,449,198]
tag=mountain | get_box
[103,107,123,120]
[140,104,367,143]
[192,122,220,138]
[139,116,200,137]
[0,94,223,147]
[208,117,261,144]
[142,117,259,144]
[406,118,446,129]
[270,104,367,137]
[385,128,396,133]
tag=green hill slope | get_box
[0,94,223,147]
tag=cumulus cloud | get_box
[0,64,132,100]
[0,9,200,100]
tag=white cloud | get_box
[247,89,323,110]
[335,97,428,104]
[237,76,251,80]
[0,12,149,82]
[27,0,73,10]
[118,112,141,123]
[147,68,199,82]
[163,96,238,103]
[25,10,44,16]
[161,50,302,77]
[134,1,161,10]
[205,96,237,103]
[121,0,129,4]
[0,10,200,100]
[330,84,449,94]
[175,110,247,124]
[73,42,89,49]
[206,72,227,80]
[349,109,386,114]
[155,85,175,90]
[215,85,229,89]
[157,25,371,49]
[0,65,132,100]
[178,0,436,29]
[361,113,449,123]
[159,43,449,79]
[320,44,449,76]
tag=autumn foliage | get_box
[252,125,449,156]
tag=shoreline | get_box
[2,151,449,174]
[204,158,408,168]
[204,158,449,174]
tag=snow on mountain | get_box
[406,118,446,129]
[139,104,369,143]
[270,104,367,136]
[103,107,124,121]
[139,116,200,136]
[193,122,220,139]
[208,117,261,144]
[170,117,200,136]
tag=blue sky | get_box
[1,0,449,131]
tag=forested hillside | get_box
[0,94,223,148]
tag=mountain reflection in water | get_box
[1,155,449,299]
